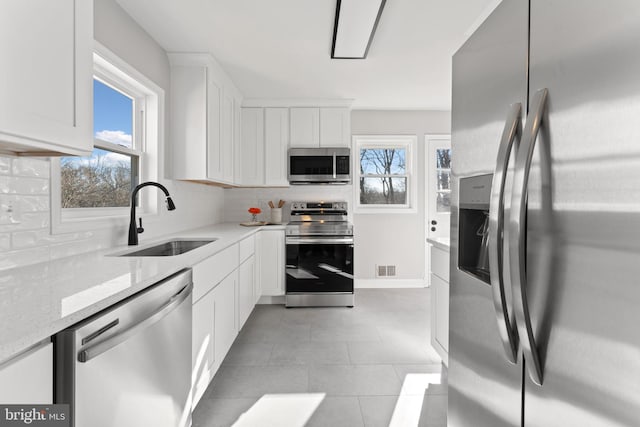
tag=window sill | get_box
[52,210,157,235]
[354,206,417,215]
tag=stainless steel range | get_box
[285,201,354,307]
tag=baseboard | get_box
[355,279,427,289]
[257,295,285,305]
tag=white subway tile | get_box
[0,177,49,195]
[11,229,52,249]
[0,212,49,233]
[12,158,50,177]
[0,246,50,270]
[0,157,10,175]
[19,196,49,212]
[0,233,9,251]
[0,177,11,194]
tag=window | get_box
[60,78,141,208]
[354,135,417,212]
[51,44,163,233]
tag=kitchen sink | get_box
[117,238,217,257]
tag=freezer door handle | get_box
[509,88,552,386]
[77,282,193,363]
[489,102,522,364]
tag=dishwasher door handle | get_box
[77,282,193,363]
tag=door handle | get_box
[489,102,522,364]
[78,282,193,363]
[509,88,552,386]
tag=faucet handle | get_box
[137,218,144,234]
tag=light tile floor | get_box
[193,288,448,427]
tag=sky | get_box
[62,80,134,168]
[93,79,133,147]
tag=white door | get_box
[426,135,452,239]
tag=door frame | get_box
[424,134,451,286]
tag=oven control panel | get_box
[290,201,348,212]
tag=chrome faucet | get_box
[128,182,176,245]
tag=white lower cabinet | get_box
[258,229,285,296]
[191,234,261,408]
[212,271,238,374]
[0,340,53,403]
[191,290,215,406]
[430,245,450,366]
[238,255,255,330]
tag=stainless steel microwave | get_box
[287,148,351,184]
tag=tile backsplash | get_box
[0,156,98,270]
[0,155,225,270]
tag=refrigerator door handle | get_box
[509,88,551,386]
[489,102,522,364]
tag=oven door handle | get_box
[286,237,354,245]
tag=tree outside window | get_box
[359,148,407,205]
[60,78,141,209]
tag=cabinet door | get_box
[258,230,285,296]
[221,89,235,183]
[431,274,449,365]
[264,108,290,186]
[171,66,208,180]
[234,95,243,184]
[319,108,351,147]
[0,341,53,404]
[207,72,223,181]
[240,108,265,185]
[0,0,92,156]
[191,290,214,407]
[212,271,238,373]
[289,108,319,147]
[238,256,255,330]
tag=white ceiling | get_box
[116,0,499,110]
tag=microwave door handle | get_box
[332,151,337,179]
[509,88,551,386]
[489,102,522,364]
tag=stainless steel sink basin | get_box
[118,238,217,257]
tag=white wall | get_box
[0,0,224,270]
[351,110,450,284]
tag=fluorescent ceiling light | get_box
[331,0,387,59]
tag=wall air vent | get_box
[376,265,397,277]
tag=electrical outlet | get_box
[0,196,21,225]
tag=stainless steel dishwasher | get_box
[55,269,193,427]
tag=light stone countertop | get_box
[427,237,451,251]
[0,222,286,363]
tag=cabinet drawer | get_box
[430,246,450,282]
[239,235,255,263]
[193,244,239,302]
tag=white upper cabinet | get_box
[240,108,265,186]
[0,0,93,156]
[264,108,289,186]
[289,107,350,148]
[169,53,241,185]
[289,108,320,148]
[239,107,289,187]
[320,108,351,147]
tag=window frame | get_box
[51,42,164,234]
[353,135,418,214]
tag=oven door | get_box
[285,236,354,293]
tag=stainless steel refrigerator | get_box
[449,1,640,426]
